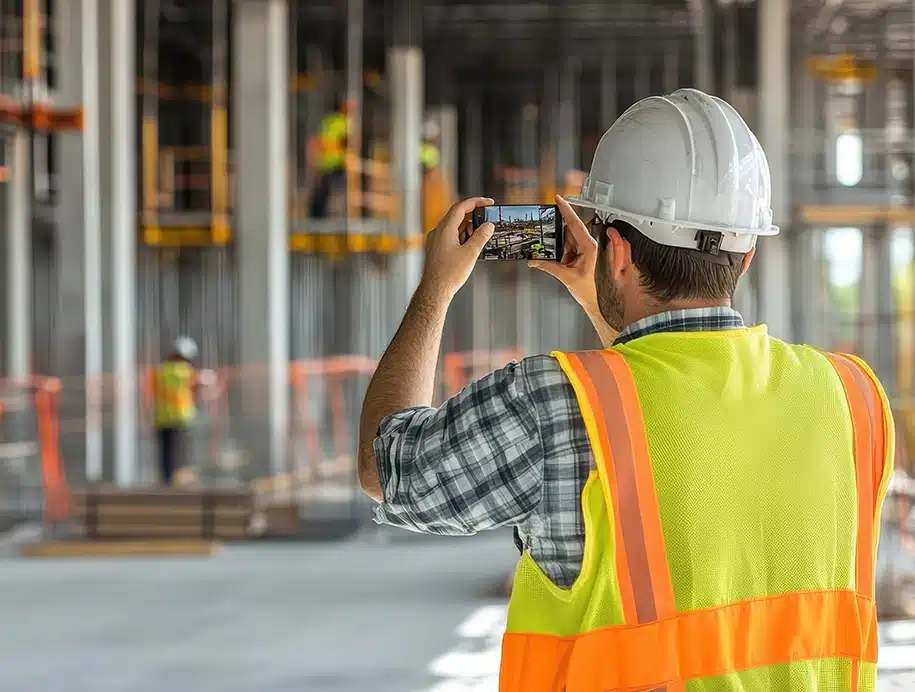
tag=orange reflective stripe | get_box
[502,588,877,691]
[564,352,638,623]
[567,350,683,692]
[824,351,885,692]
[824,352,883,600]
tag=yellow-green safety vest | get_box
[317,112,350,172]
[154,360,196,430]
[420,142,440,170]
[501,327,894,691]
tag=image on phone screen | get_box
[470,204,561,261]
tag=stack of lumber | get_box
[70,487,262,541]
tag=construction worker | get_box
[152,337,199,486]
[357,89,894,689]
[310,97,353,219]
[420,119,441,175]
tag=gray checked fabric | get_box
[373,307,747,588]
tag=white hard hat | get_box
[568,88,779,255]
[174,336,198,361]
[423,119,440,140]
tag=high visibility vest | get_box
[420,142,440,171]
[501,327,894,691]
[317,112,350,172]
[154,360,196,430]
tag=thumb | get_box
[528,260,566,280]
[466,222,494,252]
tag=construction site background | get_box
[0,5,913,689]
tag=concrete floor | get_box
[0,528,516,692]
[0,527,913,691]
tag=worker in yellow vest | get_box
[310,97,354,219]
[152,337,199,485]
[420,119,441,175]
[357,89,894,690]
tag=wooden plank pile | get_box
[69,487,263,541]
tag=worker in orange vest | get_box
[357,89,893,690]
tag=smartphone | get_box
[467,204,562,261]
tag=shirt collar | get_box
[613,307,746,346]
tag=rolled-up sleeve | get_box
[373,357,550,535]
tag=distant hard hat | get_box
[423,119,440,140]
[174,336,198,361]
[568,88,778,255]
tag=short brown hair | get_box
[606,220,745,303]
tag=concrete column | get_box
[54,0,103,480]
[600,52,617,128]
[4,130,30,380]
[387,0,424,309]
[233,0,290,477]
[723,7,738,102]
[556,54,581,180]
[635,54,651,102]
[437,105,459,195]
[859,227,896,393]
[664,43,680,94]
[691,6,713,93]
[755,0,792,339]
[106,0,138,485]
[463,93,491,353]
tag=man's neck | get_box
[623,299,732,328]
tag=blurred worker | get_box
[310,96,353,219]
[358,89,894,689]
[420,119,441,176]
[153,337,199,486]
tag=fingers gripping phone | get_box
[466,204,563,261]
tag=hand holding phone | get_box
[466,204,562,261]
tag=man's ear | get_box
[740,248,755,277]
[607,225,632,281]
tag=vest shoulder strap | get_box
[553,349,678,628]
[822,351,892,599]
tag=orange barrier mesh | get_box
[0,377,67,526]
[443,349,525,398]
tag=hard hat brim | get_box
[565,196,779,254]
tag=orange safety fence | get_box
[442,348,525,398]
[0,376,67,527]
[288,356,378,486]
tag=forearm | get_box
[358,282,451,500]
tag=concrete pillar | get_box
[233,0,290,477]
[635,54,651,102]
[859,227,897,393]
[387,0,424,310]
[600,52,617,128]
[723,7,738,102]
[755,0,792,340]
[4,130,30,380]
[556,54,580,181]
[437,104,458,195]
[54,0,103,480]
[664,43,680,94]
[463,93,491,353]
[106,0,138,485]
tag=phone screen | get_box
[470,204,561,261]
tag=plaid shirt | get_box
[373,307,746,588]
